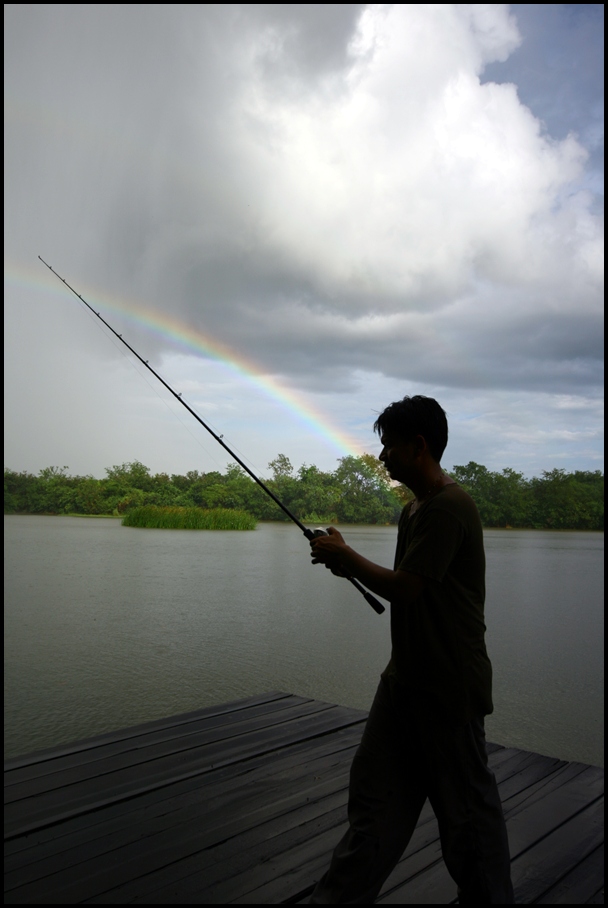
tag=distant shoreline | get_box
[3,513,604,533]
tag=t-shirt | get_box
[382,483,493,725]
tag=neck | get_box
[411,466,446,502]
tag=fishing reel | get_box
[311,526,343,573]
[309,527,385,613]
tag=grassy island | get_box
[122,506,256,530]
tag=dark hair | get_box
[373,395,448,462]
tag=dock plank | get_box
[512,799,604,904]
[5,696,332,799]
[534,844,604,904]
[3,692,292,776]
[4,725,363,873]
[5,702,366,838]
[4,692,603,904]
[5,750,355,902]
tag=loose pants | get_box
[310,677,514,904]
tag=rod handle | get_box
[361,588,386,614]
[347,576,386,614]
[309,527,385,615]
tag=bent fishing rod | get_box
[39,256,385,615]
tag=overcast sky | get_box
[4,4,604,482]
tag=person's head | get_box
[374,396,448,466]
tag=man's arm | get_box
[310,527,426,605]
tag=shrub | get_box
[121,506,256,530]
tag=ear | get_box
[413,434,428,457]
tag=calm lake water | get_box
[4,516,604,766]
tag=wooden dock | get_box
[4,691,604,904]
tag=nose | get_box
[379,448,387,463]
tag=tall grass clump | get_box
[122,506,256,530]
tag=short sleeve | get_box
[397,506,465,583]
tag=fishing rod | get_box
[38,256,385,615]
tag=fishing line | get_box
[76,294,228,473]
[80,293,271,485]
[39,256,385,615]
[78,292,273,482]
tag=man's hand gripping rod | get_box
[39,256,385,615]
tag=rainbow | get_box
[5,259,363,457]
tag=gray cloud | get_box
[4,4,604,476]
[243,3,367,83]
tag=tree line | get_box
[3,456,604,530]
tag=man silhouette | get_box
[309,395,513,904]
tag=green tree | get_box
[268,454,293,480]
[4,468,39,512]
[170,470,204,492]
[72,477,106,514]
[570,470,604,530]
[451,462,501,526]
[293,464,341,522]
[359,452,414,510]
[333,456,402,524]
[32,466,75,513]
[265,456,300,521]
[223,464,257,511]
[105,461,152,490]
[240,478,280,520]
[529,469,604,530]
[145,472,182,506]
[4,460,604,528]
[489,468,531,527]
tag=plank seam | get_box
[3,692,298,773]
[4,716,367,841]
[530,841,605,904]
[4,701,340,796]
[510,793,604,861]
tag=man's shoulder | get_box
[398,483,481,530]
[433,482,480,523]
[427,483,480,523]
[440,481,475,503]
